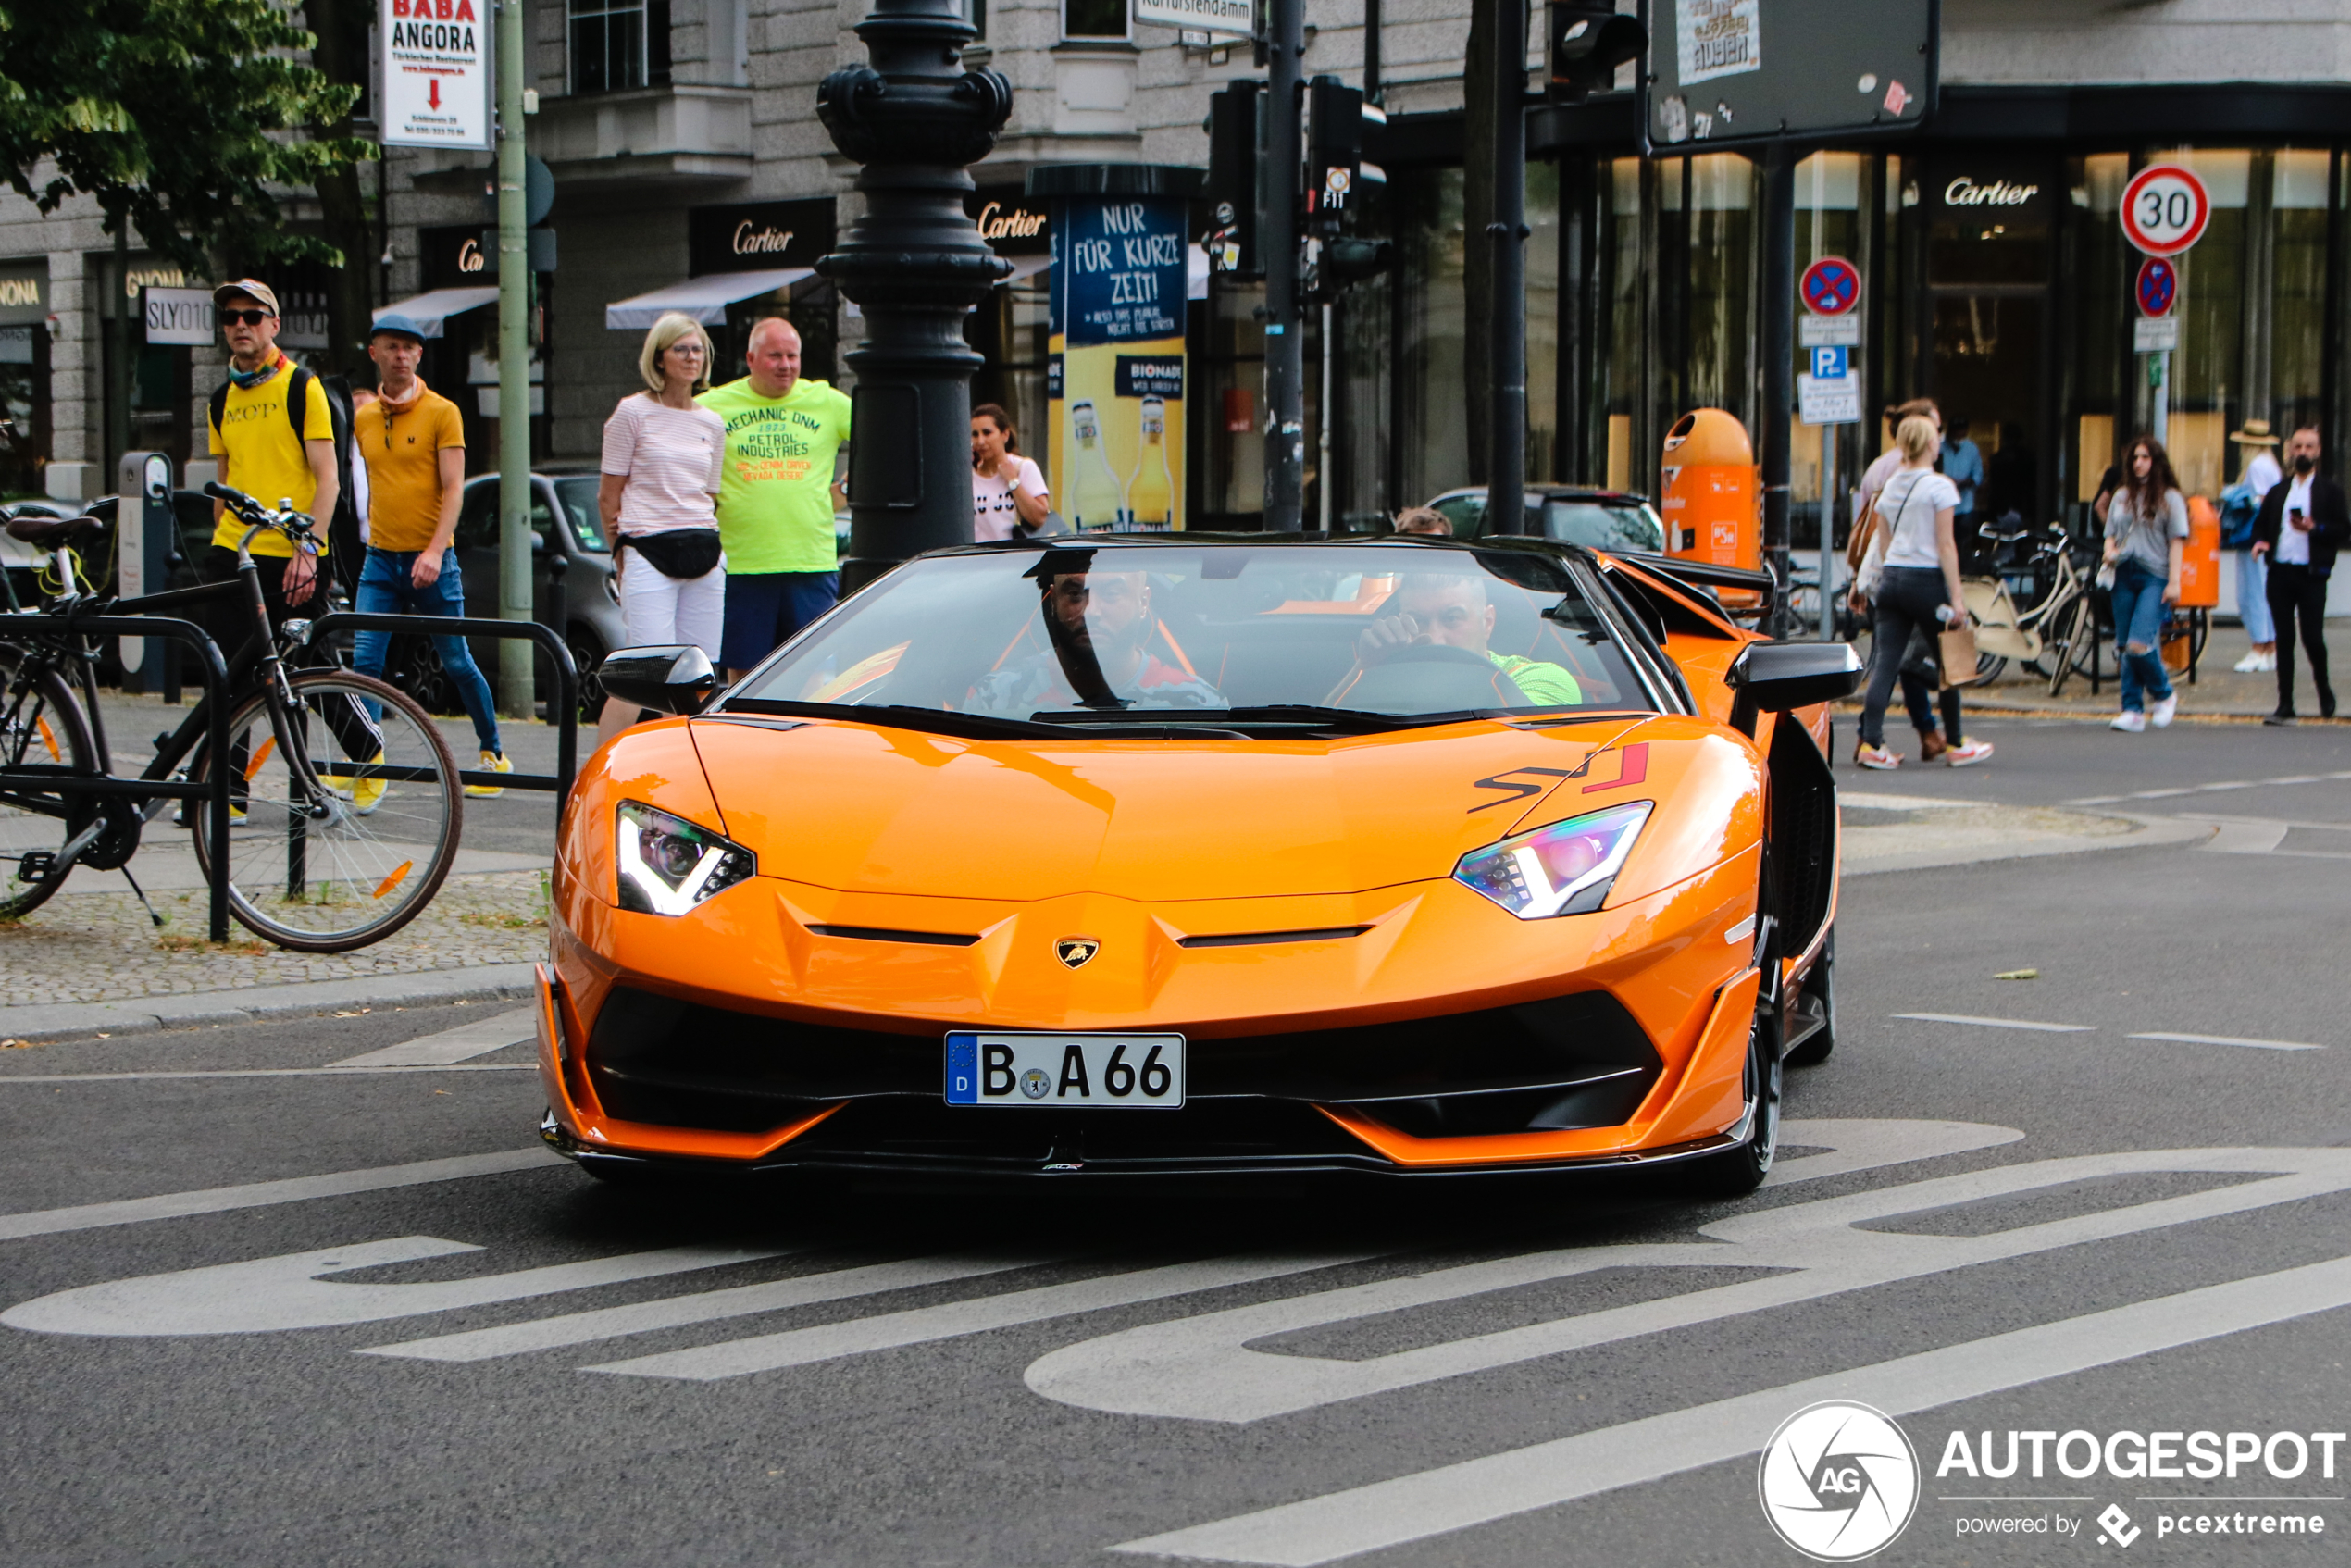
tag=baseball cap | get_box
[369,312,429,345]
[212,279,280,317]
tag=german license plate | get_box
[943,1032,1186,1109]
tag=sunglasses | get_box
[220,309,274,327]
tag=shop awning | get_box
[604,268,815,330]
[374,288,498,340]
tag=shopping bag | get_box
[1938,620,1985,689]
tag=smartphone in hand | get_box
[2291,505,2312,532]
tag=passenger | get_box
[1393,507,1452,536]
[1350,571,1582,705]
[966,568,1225,713]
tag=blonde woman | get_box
[598,312,728,745]
[1853,414,1983,769]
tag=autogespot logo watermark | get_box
[1758,1401,1922,1561]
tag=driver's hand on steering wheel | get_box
[1355,613,1428,664]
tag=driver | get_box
[1350,571,1583,705]
[967,568,1225,714]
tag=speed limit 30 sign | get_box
[2121,165,2210,256]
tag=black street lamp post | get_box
[817,0,1014,591]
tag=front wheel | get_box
[1685,1010,1783,1197]
[189,668,462,952]
[2046,593,2096,697]
[0,649,99,920]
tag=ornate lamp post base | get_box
[818,0,1014,591]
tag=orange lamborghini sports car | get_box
[535,535,1860,1191]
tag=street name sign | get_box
[1133,0,1253,37]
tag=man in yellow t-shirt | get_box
[348,312,511,796]
[204,279,337,628]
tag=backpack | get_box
[208,364,363,591]
[2218,481,2259,550]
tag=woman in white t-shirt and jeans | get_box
[971,404,1050,541]
[1853,415,1989,770]
[597,311,728,746]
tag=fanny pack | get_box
[622,528,723,579]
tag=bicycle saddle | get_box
[6,514,106,549]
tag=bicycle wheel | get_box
[0,647,99,920]
[189,668,462,951]
[2046,593,2096,697]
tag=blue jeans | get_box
[352,548,503,754]
[2110,560,2174,713]
[2236,547,2274,644]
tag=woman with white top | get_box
[597,311,728,746]
[2102,434,2189,733]
[971,404,1050,541]
[1852,415,1988,770]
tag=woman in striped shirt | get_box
[597,312,728,745]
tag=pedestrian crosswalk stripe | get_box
[584,1254,1377,1382]
[330,1007,537,1067]
[1893,1012,2096,1032]
[365,1254,1051,1363]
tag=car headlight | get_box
[1452,801,1654,919]
[615,801,755,915]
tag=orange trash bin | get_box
[1660,409,1760,572]
[2178,495,2222,608]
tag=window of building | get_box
[570,0,671,93]
[1063,0,1127,42]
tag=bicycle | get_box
[0,483,463,950]
[1961,522,2101,692]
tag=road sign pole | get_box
[1486,0,1529,541]
[1760,143,1795,638]
[1821,421,1835,640]
[494,0,533,720]
[1261,0,1305,530]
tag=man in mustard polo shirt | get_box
[697,317,852,678]
[205,279,337,624]
[348,312,511,797]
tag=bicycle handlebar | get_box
[204,480,318,556]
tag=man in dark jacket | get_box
[2250,425,2347,723]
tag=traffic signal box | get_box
[1548,3,1648,103]
[1205,81,1262,279]
[1661,408,1761,572]
[1306,77,1362,232]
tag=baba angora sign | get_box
[380,0,492,150]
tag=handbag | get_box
[1938,616,1985,690]
[622,528,723,579]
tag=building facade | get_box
[6,0,2351,563]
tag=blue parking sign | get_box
[1810,345,1849,380]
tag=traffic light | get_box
[1547,3,1647,104]
[1204,81,1262,278]
[1305,235,1394,303]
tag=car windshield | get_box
[1540,500,1663,554]
[728,543,1652,727]
[551,476,609,552]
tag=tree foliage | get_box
[0,0,376,270]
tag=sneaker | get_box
[1945,740,1995,766]
[2256,653,2278,673]
[173,802,248,827]
[2234,652,2264,672]
[1918,730,1948,763]
[2265,710,2298,728]
[465,750,515,799]
[2149,694,2178,728]
[331,752,390,815]
[2110,710,2148,733]
[1853,743,1902,770]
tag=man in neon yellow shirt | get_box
[1352,570,1584,706]
[698,318,852,678]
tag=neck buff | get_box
[376,374,429,417]
[227,351,289,392]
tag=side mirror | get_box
[599,645,718,716]
[1725,640,1863,737]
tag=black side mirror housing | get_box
[1725,640,1864,737]
[599,645,719,716]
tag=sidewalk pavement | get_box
[1865,619,2346,723]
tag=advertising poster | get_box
[1046,196,1188,531]
[379,0,492,150]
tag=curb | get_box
[1834,699,2348,726]
[1842,812,2212,877]
[0,963,541,1045]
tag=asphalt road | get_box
[3,723,2347,1567]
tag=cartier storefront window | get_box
[964,188,1052,476]
[688,198,838,385]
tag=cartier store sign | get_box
[688,199,837,276]
[1928,155,2054,221]
[965,190,1051,256]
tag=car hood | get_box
[686,713,1652,902]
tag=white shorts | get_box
[616,549,726,662]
